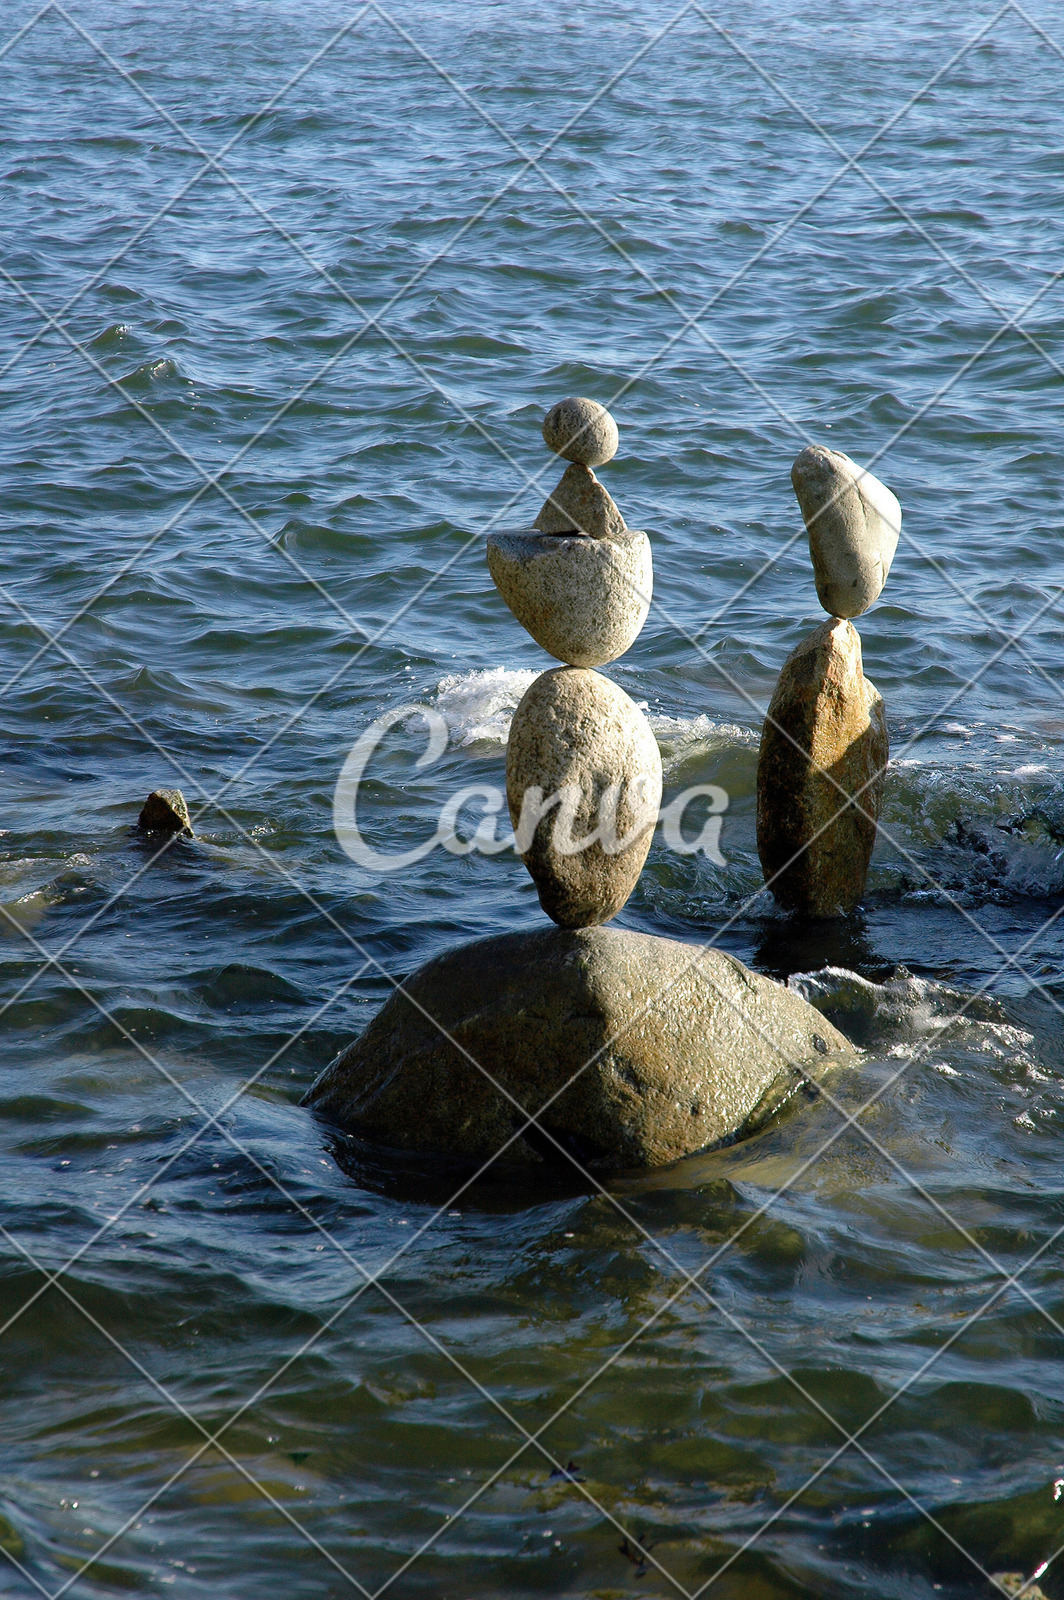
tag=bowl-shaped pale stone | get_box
[507,666,662,928]
[542,396,618,467]
[756,618,888,916]
[791,445,901,618]
[302,925,856,1169]
[487,527,651,667]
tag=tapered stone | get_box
[506,666,662,928]
[533,461,626,539]
[791,445,901,618]
[756,618,887,916]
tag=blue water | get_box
[5,1,1064,1595]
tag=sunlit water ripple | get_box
[4,2,1064,1595]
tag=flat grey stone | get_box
[506,665,662,928]
[791,445,901,618]
[542,396,618,467]
[533,461,626,539]
[487,527,652,667]
[302,925,857,1169]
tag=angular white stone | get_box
[542,396,618,467]
[487,527,652,667]
[791,445,901,618]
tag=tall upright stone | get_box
[756,444,901,916]
[757,618,887,916]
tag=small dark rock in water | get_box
[991,1576,1049,1600]
[138,789,192,837]
[618,1533,654,1576]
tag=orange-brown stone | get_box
[756,618,887,916]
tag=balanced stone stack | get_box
[757,445,900,917]
[487,397,662,928]
[303,405,860,1171]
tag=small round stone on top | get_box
[542,397,618,467]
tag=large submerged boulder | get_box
[302,926,856,1169]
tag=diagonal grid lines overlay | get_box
[3,2,1064,1598]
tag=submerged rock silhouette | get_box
[138,788,192,837]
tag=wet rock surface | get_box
[138,788,193,836]
[302,925,857,1169]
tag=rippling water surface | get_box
[5,2,1064,1595]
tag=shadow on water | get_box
[752,908,891,983]
[323,1124,599,1211]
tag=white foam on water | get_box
[432,670,759,757]
[650,711,756,766]
[433,668,539,745]
[788,966,1039,1067]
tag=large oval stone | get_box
[507,666,662,928]
[756,618,888,916]
[487,527,651,667]
[302,925,856,1169]
[791,445,901,618]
